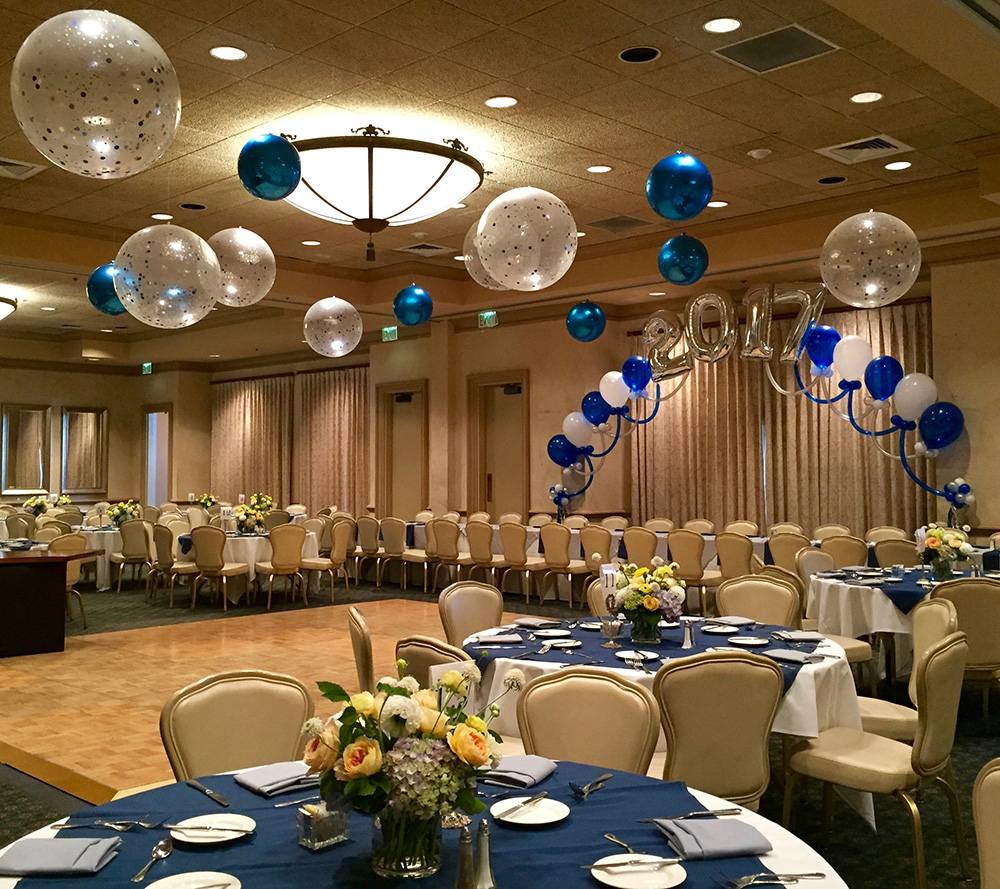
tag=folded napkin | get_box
[480,755,558,788]
[654,817,772,859]
[772,630,824,643]
[234,761,320,797]
[511,617,562,629]
[469,632,523,645]
[762,647,815,664]
[0,837,121,876]
[706,616,755,626]
[856,578,885,587]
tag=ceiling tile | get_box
[923,143,979,171]
[710,134,812,166]
[848,38,922,75]
[292,0,409,26]
[214,0,352,53]
[849,96,957,133]
[689,78,807,131]
[0,182,81,213]
[176,60,241,103]
[304,27,429,77]
[47,194,147,225]
[509,55,626,100]
[508,0,643,52]
[681,119,769,153]
[364,0,494,52]
[809,75,924,115]
[381,57,496,99]
[442,0,562,25]
[764,50,884,97]
[577,26,701,73]
[638,52,754,98]
[324,81,435,116]
[751,0,828,19]
[892,64,962,97]
[0,8,51,65]
[752,151,879,189]
[598,0,715,25]
[657,0,791,52]
[572,80,725,135]
[120,0,247,24]
[180,83,315,137]
[168,26,294,76]
[772,103,874,149]
[440,27,565,79]
[892,117,991,151]
[729,178,824,208]
[798,9,879,49]
[250,56,367,102]
[934,88,997,118]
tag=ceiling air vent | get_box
[714,25,837,73]
[393,242,454,258]
[588,215,652,234]
[0,156,47,180]
[815,134,915,165]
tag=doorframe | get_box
[375,379,428,519]
[466,370,530,520]
[141,403,173,504]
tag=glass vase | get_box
[371,809,442,879]
[932,559,954,582]
[627,613,661,645]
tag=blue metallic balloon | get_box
[919,402,964,450]
[393,284,433,326]
[87,263,126,315]
[864,355,904,401]
[646,152,713,221]
[804,325,841,369]
[657,234,708,286]
[566,300,606,342]
[238,134,301,200]
[581,390,612,426]
[547,434,580,468]
[958,483,971,495]
[622,355,652,392]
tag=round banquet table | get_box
[78,527,156,591]
[0,762,846,889]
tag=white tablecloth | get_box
[78,527,156,591]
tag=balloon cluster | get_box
[647,153,713,287]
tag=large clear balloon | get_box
[894,373,937,421]
[208,228,276,308]
[562,412,593,448]
[462,223,507,291]
[113,225,221,329]
[832,336,872,381]
[476,187,578,291]
[684,291,736,362]
[11,10,181,179]
[303,296,363,358]
[599,371,631,408]
[820,211,921,308]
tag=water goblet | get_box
[600,617,622,649]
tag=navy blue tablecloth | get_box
[25,764,771,889]
[838,567,974,615]
[983,549,999,572]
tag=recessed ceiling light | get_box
[818,175,847,184]
[885,160,912,171]
[452,203,467,209]
[618,46,661,63]
[40,306,56,311]
[87,357,99,361]
[209,353,221,358]
[209,46,247,61]
[576,231,586,237]
[747,148,772,160]
[707,200,729,208]
[703,17,741,33]
[587,164,613,173]
[485,96,517,108]
[100,328,113,333]
[179,202,206,211]
[301,240,321,246]
[649,291,666,296]
[453,255,467,261]
[850,91,883,104]
[151,212,173,221]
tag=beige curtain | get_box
[294,367,369,515]
[63,411,100,490]
[13,409,45,489]
[211,376,292,504]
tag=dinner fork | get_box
[726,872,825,888]
[625,654,652,674]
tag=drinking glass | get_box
[599,617,622,649]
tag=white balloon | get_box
[462,223,507,291]
[476,187,578,291]
[208,228,276,307]
[914,441,927,456]
[562,412,593,448]
[893,373,937,421]
[303,296,363,358]
[113,224,220,329]
[832,335,872,381]
[599,371,631,409]
[955,477,965,486]
[965,494,976,506]
[11,10,181,179]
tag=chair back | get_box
[262,509,290,531]
[539,521,571,569]
[49,532,87,587]
[873,538,919,568]
[302,518,325,541]
[119,519,152,559]
[716,532,754,579]
[601,515,629,531]
[423,518,438,559]
[153,523,175,569]
[498,512,522,525]
[433,519,462,561]
[991,531,1000,550]
[716,576,800,628]
[517,667,658,774]
[330,520,353,569]
[795,547,835,591]
[187,505,209,528]
[285,503,307,515]
[667,528,705,583]
[318,515,334,553]
[724,520,759,536]
[652,651,783,806]
[562,514,588,529]
[317,507,333,517]
[644,518,675,531]
[586,578,610,616]
[356,515,380,555]
[580,524,612,571]
[812,523,851,541]
[866,525,908,543]
[819,534,868,568]
[908,597,959,706]
[911,632,968,778]
[56,508,84,525]
[622,526,657,567]
[499,522,528,568]
[931,578,1000,670]
[415,509,434,522]
[441,511,461,522]
[34,526,60,542]
[6,515,30,537]
[159,502,181,514]
[166,517,191,535]
[94,501,111,511]
[974,757,1000,889]
[468,511,491,523]
[380,517,406,557]
[333,516,356,551]
[527,514,552,527]
[768,532,811,572]
[84,513,102,527]
[683,518,715,533]
[208,504,223,516]
[0,505,16,516]
[159,669,313,781]
[438,580,504,646]
[191,525,226,573]
[268,523,305,571]
[768,522,803,535]
[348,606,375,693]
[395,635,472,687]
[142,505,160,522]
[466,520,495,567]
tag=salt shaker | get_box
[474,819,497,889]
[455,826,476,889]
[681,619,695,649]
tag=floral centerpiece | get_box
[613,557,687,643]
[248,492,273,513]
[107,500,140,528]
[56,494,72,507]
[233,504,265,535]
[196,493,217,510]
[918,523,973,581]
[302,661,521,879]
[22,495,48,516]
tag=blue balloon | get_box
[622,356,652,392]
[657,234,708,286]
[87,263,126,316]
[646,152,713,221]
[238,134,301,200]
[393,284,433,326]
[547,434,580,468]
[804,325,841,369]
[864,355,904,402]
[566,300,606,342]
[959,483,971,495]
[919,402,964,450]
[581,390,611,426]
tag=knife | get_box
[186,779,229,806]
[638,808,741,821]
[163,824,254,834]
[584,858,683,871]
[494,791,547,820]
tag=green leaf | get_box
[488,729,502,743]
[317,681,349,703]
[455,787,486,816]
[376,682,408,697]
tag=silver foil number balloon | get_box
[462,223,507,291]
[644,311,692,381]
[11,10,181,178]
[113,225,220,329]
[303,297,363,358]
[820,211,921,308]
[683,291,736,363]
[476,187,578,291]
[208,228,276,307]
[741,284,825,364]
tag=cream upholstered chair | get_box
[653,651,783,810]
[527,514,552,527]
[812,523,851,541]
[601,515,629,531]
[430,518,474,593]
[517,667,658,774]
[975,757,1000,889]
[189,525,249,611]
[160,669,313,781]
[795,546,834,597]
[49,533,88,628]
[401,518,438,593]
[587,578,611,617]
[867,525,908,543]
[141,505,160,523]
[165,515,191,535]
[375,517,407,587]
[6,514,32,537]
[990,531,1000,550]
[298,519,337,597]
[159,502,181,514]
[348,606,375,693]
[441,510,461,522]
[255,523,306,608]
[36,516,71,534]
[783,633,971,889]
[716,532,754,580]
[415,509,434,521]
[622,525,657,567]
[438,580,504,647]
[669,528,722,615]
[859,598,958,741]
[285,503,307,515]
[468,511,491,523]
[682,518,715,533]
[110,518,153,592]
[354,515,381,582]
[33,526,61,542]
[723,520,759,535]
[498,522,546,602]
[314,519,353,596]
[874,538,920,568]
[644,517,675,531]
[207,504,223,516]
[262,508,291,531]
[768,532,812,572]
[395,635,471,687]
[149,523,199,607]
[562,514,588,529]
[186,505,210,528]
[716,576,800,627]
[498,512,521,524]
[768,521,803,535]
[820,534,869,568]
[315,514,334,556]
[465,519,506,586]
[538,521,590,606]
[580,523,613,585]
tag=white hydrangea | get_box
[397,676,420,694]
[301,717,323,739]
[459,662,482,685]
[379,694,423,737]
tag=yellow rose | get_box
[635,567,648,576]
[349,691,377,716]
[334,737,383,781]
[413,688,439,709]
[465,714,488,733]
[448,723,490,767]
[439,670,468,696]
[642,595,659,611]
[303,726,340,773]
[419,707,448,737]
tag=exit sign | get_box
[478,310,498,328]
[141,362,152,375]
[382,325,398,342]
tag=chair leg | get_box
[895,789,927,889]
[68,588,87,629]
[983,683,990,719]
[116,563,123,594]
[299,572,308,606]
[934,769,972,879]
[222,577,228,611]
[821,781,836,837]
[341,566,350,591]
[781,769,800,829]
[267,575,275,610]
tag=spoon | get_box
[131,838,172,882]
[603,833,651,855]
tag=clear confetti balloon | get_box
[303,296,363,358]
[462,223,506,290]
[11,10,181,179]
[476,187,577,291]
[207,227,276,307]
[820,211,921,308]
[113,225,221,329]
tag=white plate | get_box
[169,814,256,845]
[490,796,570,826]
[147,873,241,889]
[882,577,903,583]
[726,636,769,647]
[579,621,602,631]
[615,649,659,661]
[533,628,572,638]
[658,621,679,628]
[854,570,882,577]
[548,638,582,648]
[700,625,735,635]
[588,854,686,889]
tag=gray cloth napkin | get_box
[654,817,772,859]
[512,617,561,629]
[469,632,523,644]
[772,630,825,642]
[480,755,558,787]
[762,647,815,664]
[707,615,755,626]
[234,760,320,796]
[0,837,122,875]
